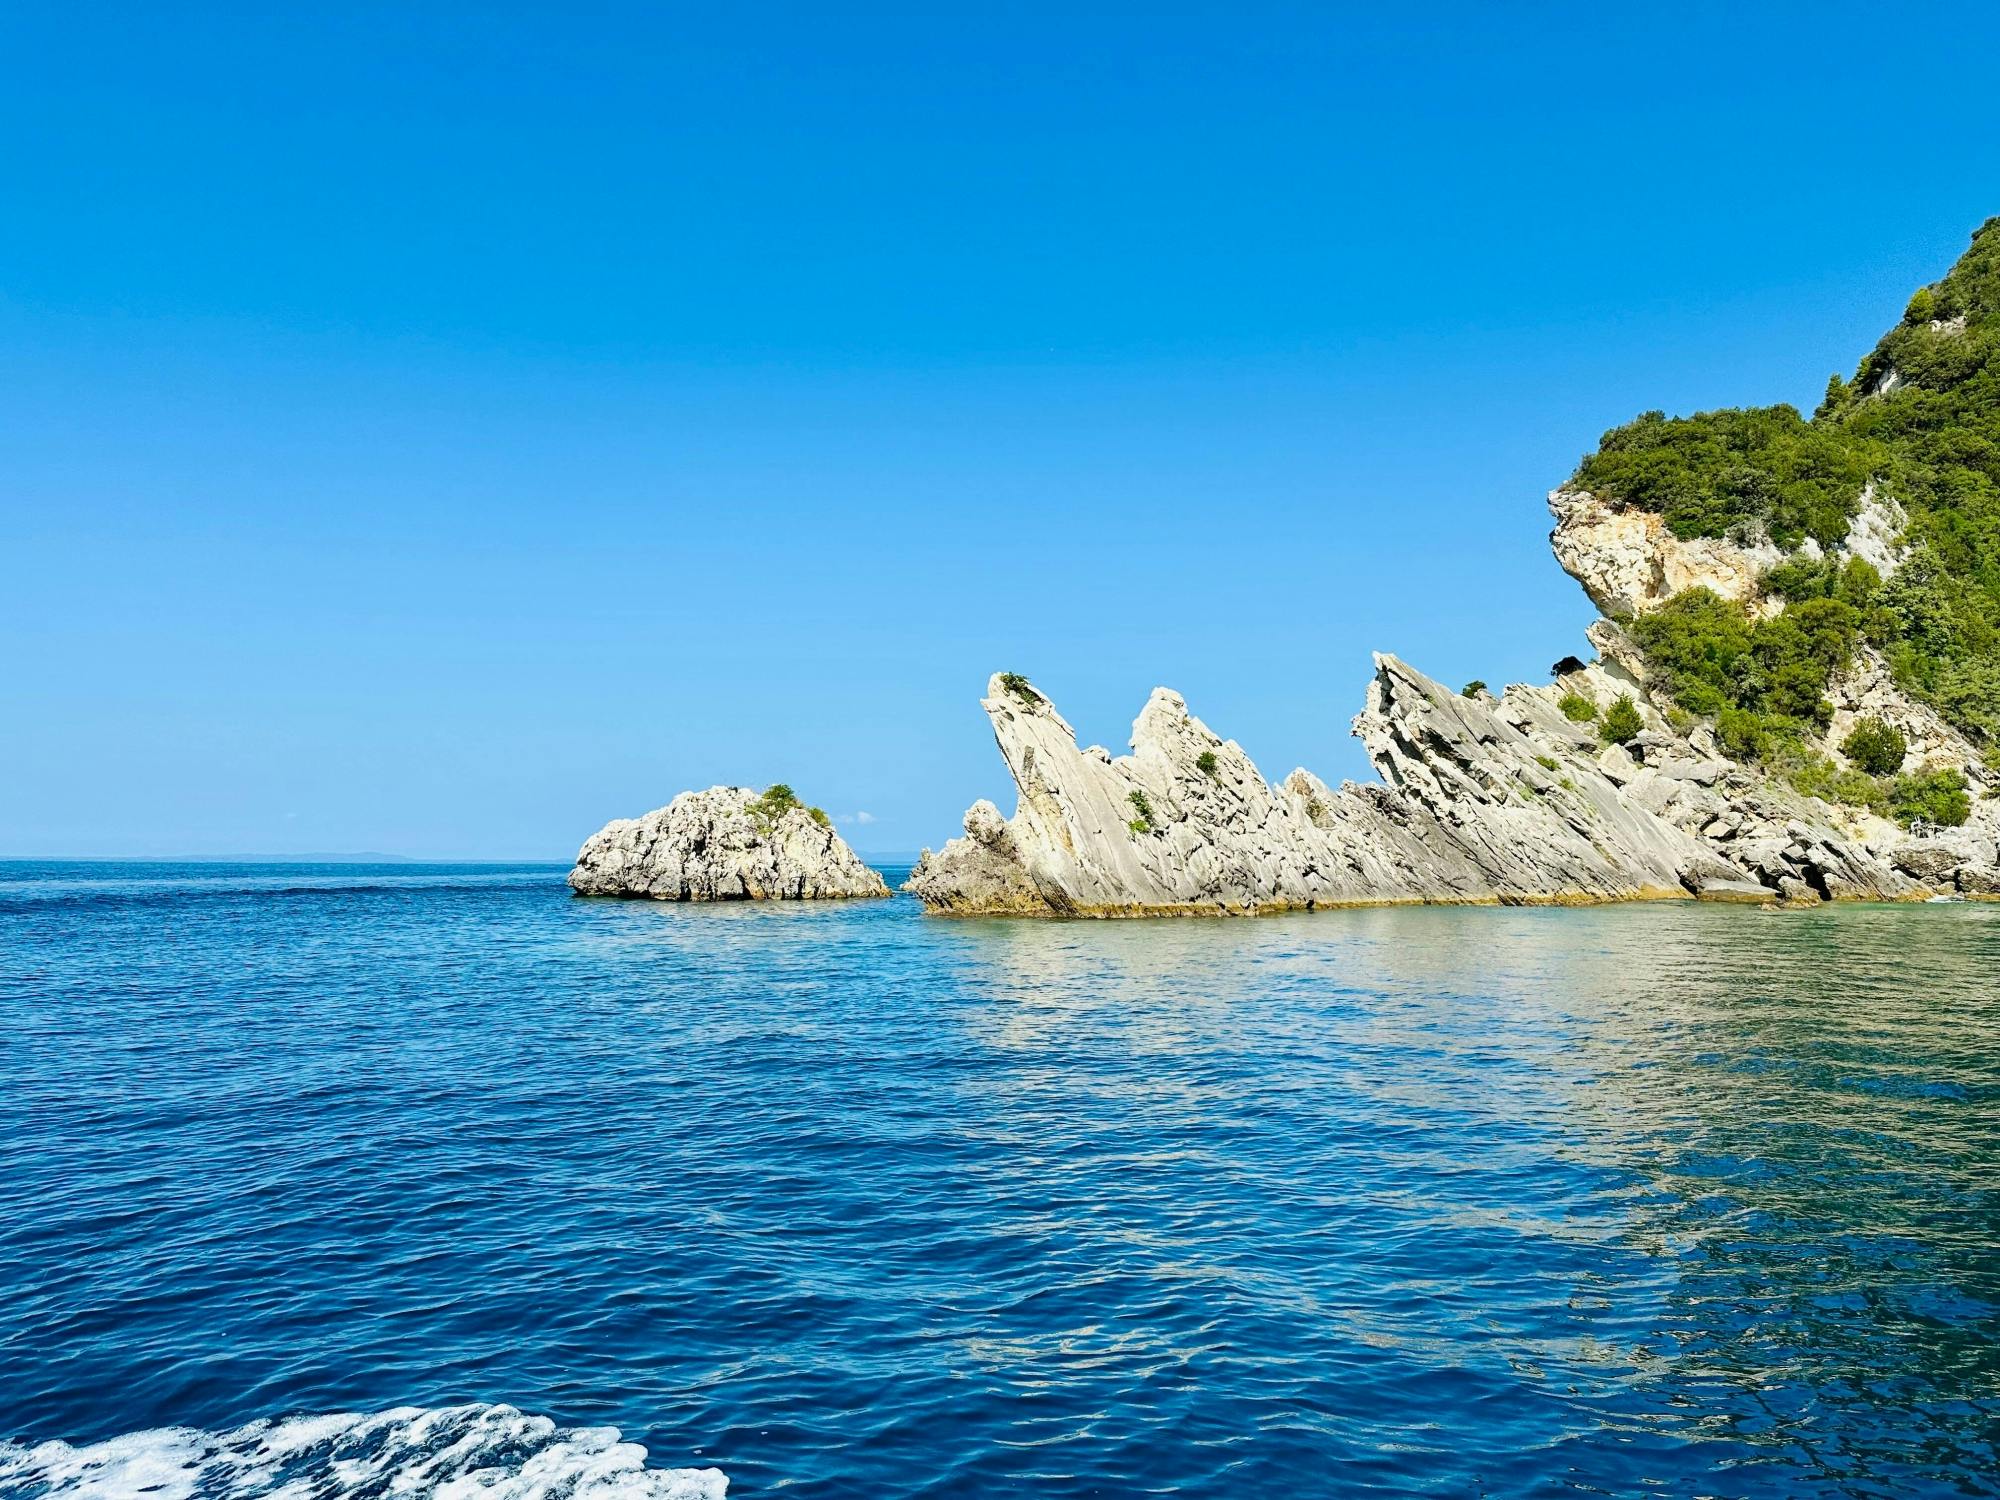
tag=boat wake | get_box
[0,1402,726,1499]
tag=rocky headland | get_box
[572,785,890,901]
[908,224,2000,916]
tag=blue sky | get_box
[6,3,1999,858]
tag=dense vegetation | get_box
[1624,586,1972,825]
[1572,219,2000,763]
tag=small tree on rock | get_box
[1600,695,1644,746]
[1840,717,1908,776]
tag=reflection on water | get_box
[933,903,2000,1493]
[1,863,1995,1498]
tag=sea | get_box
[2,861,1996,1498]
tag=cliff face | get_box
[1548,485,1782,618]
[1547,482,1986,781]
[572,787,890,901]
[1547,484,1908,621]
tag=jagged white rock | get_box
[571,786,890,901]
[905,649,2000,916]
[907,663,1757,916]
[1548,486,1782,618]
[1841,485,1908,580]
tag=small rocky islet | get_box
[580,222,2000,912]
[570,784,889,902]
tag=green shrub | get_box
[1625,586,1852,734]
[1840,717,1909,775]
[1625,589,1751,717]
[1558,692,1599,722]
[1889,766,1972,828]
[1716,707,1768,761]
[1461,680,1487,698]
[744,783,828,835]
[1195,750,1219,777]
[1535,754,1560,771]
[1600,695,1644,745]
[1127,789,1156,834]
[1789,755,1890,813]
[997,672,1044,706]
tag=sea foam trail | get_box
[0,1403,726,1499]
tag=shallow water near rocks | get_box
[3,861,1997,1498]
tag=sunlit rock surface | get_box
[572,786,889,901]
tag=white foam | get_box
[0,1402,725,1499]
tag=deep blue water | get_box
[3,861,1998,1498]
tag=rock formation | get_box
[572,786,890,901]
[1548,485,1783,618]
[1547,482,1990,784]
[905,496,1998,917]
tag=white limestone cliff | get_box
[907,665,1783,915]
[1546,483,1909,621]
[571,787,890,901]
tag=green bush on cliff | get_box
[1715,707,1769,761]
[1888,766,1972,828]
[1572,217,2000,746]
[1624,579,1918,758]
[1788,754,1891,814]
[1840,717,1909,775]
[1127,789,1157,834]
[1558,692,1598,722]
[1573,404,1878,549]
[1600,695,1643,745]
[745,783,831,835]
[998,673,1043,706]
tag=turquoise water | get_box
[3,862,1997,1497]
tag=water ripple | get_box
[1,863,1996,1498]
